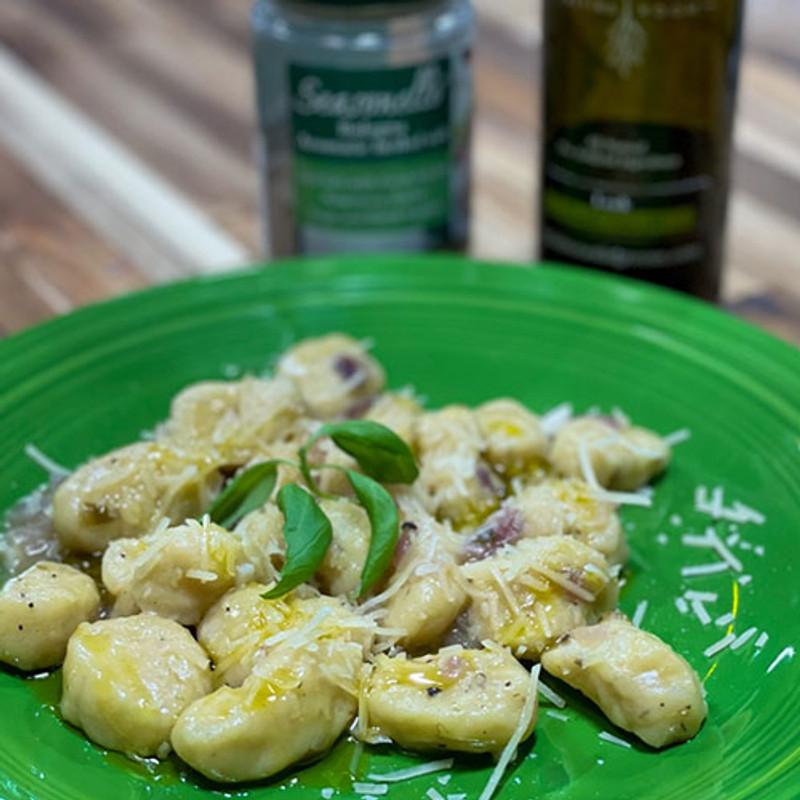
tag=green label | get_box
[289,61,451,237]
[542,122,716,270]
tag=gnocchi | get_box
[53,442,222,552]
[542,612,707,747]
[100,518,243,625]
[551,416,670,491]
[0,561,100,670]
[61,614,212,758]
[363,644,536,756]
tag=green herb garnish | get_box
[300,420,418,490]
[346,470,399,597]
[206,460,279,529]
[262,484,333,599]
[204,419,417,599]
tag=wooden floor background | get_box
[1,0,799,342]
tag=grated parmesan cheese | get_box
[714,612,734,627]
[767,646,795,674]
[598,731,631,749]
[631,600,648,628]
[186,569,219,582]
[540,403,573,437]
[663,428,691,446]
[24,443,70,478]
[546,710,568,722]
[477,665,539,800]
[675,597,689,615]
[755,632,769,649]
[681,562,729,577]
[681,528,742,572]
[685,590,718,602]
[730,627,758,651]
[690,600,712,626]
[578,439,600,490]
[532,564,596,603]
[694,486,766,525]
[426,788,446,800]
[349,739,365,774]
[353,783,388,796]
[704,633,736,658]
[367,759,454,784]
[538,679,566,709]
[589,487,653,508]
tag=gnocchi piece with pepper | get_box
[542,612,707,747]
[101,518,244,625]
[362,644,537,756]
[53,442,222,552]
[460,536,618,659]
[0,561,100,670]
[61,614,212,758]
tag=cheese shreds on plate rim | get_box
[704,633,736,658]
[767,646,795,674]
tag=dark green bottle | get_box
[540,0,744,300]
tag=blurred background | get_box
[1,0,798,340]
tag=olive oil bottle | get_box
[540,0,744,300]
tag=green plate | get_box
[1,256,799,800]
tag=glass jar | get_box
[252,0,474,256]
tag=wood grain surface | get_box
[1,0,799,342]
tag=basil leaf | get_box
[262,484,333,599]
[206,460,279,529]
[304,420,418,485]
[347,470,400,597]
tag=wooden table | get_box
[2,0,800,342]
